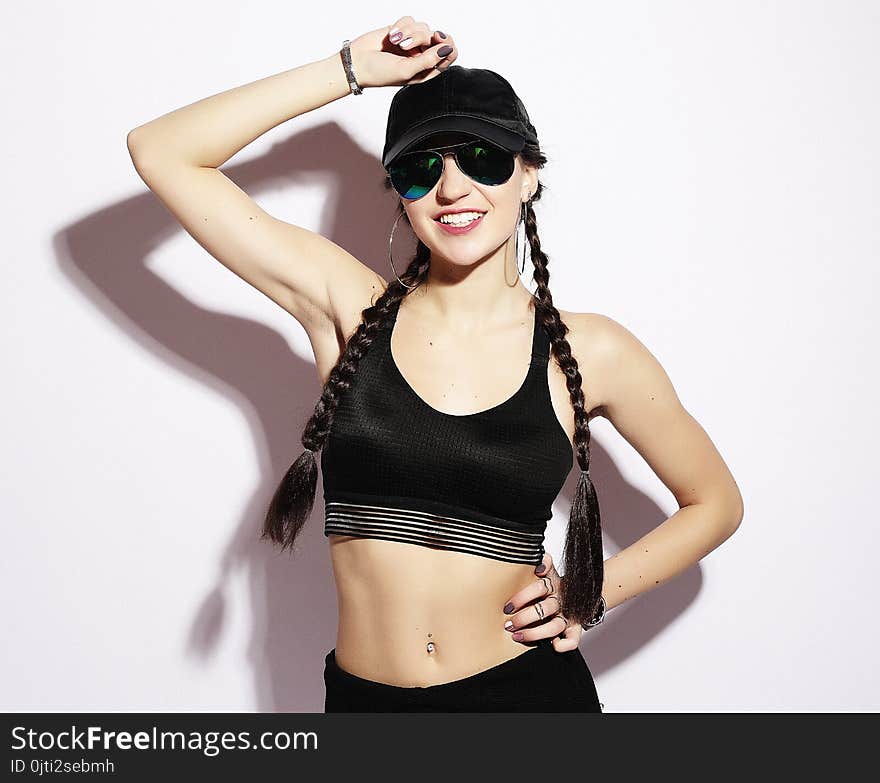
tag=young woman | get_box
[127,16,744,712]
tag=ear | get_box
[521,161,538,200]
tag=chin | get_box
[428,243,497,267]
[422,229,505,264]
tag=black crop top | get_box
[321,298,573,566]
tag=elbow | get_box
[126,129,167,183]
[724,490,745,537]
[126,126,164,170]
[126,127,145,160]
[702,487,744,543]
[126,127,155,168]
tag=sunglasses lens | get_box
[387,141,516,199]
[457,141,515,185]
[389,152,443,200]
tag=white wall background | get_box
[2,0,877,712]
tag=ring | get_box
[534,601,545,620]
[541,576,554,595]
[556,614,569,637]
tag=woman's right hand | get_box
[346,17,458,89]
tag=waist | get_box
[328,536,542,686]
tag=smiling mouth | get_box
[433,212,487,230]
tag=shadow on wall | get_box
[54,121,702,711]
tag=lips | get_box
[434,212,486,235]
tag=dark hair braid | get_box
[521,174,604,629]
[260,224,430,551]
[262,141,604,629]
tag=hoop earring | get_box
[516,200,530,274]
[389,210,418,290]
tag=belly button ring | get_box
[426,641,435,653]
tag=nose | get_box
[435,152,472,201]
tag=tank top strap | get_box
[530,301,550,366]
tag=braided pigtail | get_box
[261,205,431,552]
[520,146,604,629]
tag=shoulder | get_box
[560,309,645,360]
[557,308,665,415]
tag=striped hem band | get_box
[324,500,545,566]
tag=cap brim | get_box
[383,115,525,168]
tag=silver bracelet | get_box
[584,595,606,628]
[339,39,363,95]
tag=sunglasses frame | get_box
[386,139,517,201]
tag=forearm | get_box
[600,500,741,612]
[127,51,350,168]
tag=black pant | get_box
[323,637,603,713]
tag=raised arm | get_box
[125,21,457,352]
[125,51,385,343]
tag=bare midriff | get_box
[328,534,542,687]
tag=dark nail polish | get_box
[437,31,447,39]
[535,563,546,574]
[503,602,514,614]
[437,45,453,58]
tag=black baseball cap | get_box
[382,65,539,169]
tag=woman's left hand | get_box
[501,552,582,652]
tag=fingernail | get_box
[399,36,413,48]
[503,602,514,614]
[535,563,546,574]
[437,31,447,39]
[437,45,453,58]
[504,620,514,631]
[512,632,524,642]
[389,28,401,41]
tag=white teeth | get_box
[438,211,484,225]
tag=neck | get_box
[407,233,533,325]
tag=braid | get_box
[521,146,604,629]
[260,204,430,551]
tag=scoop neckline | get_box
[386,299,539,420]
